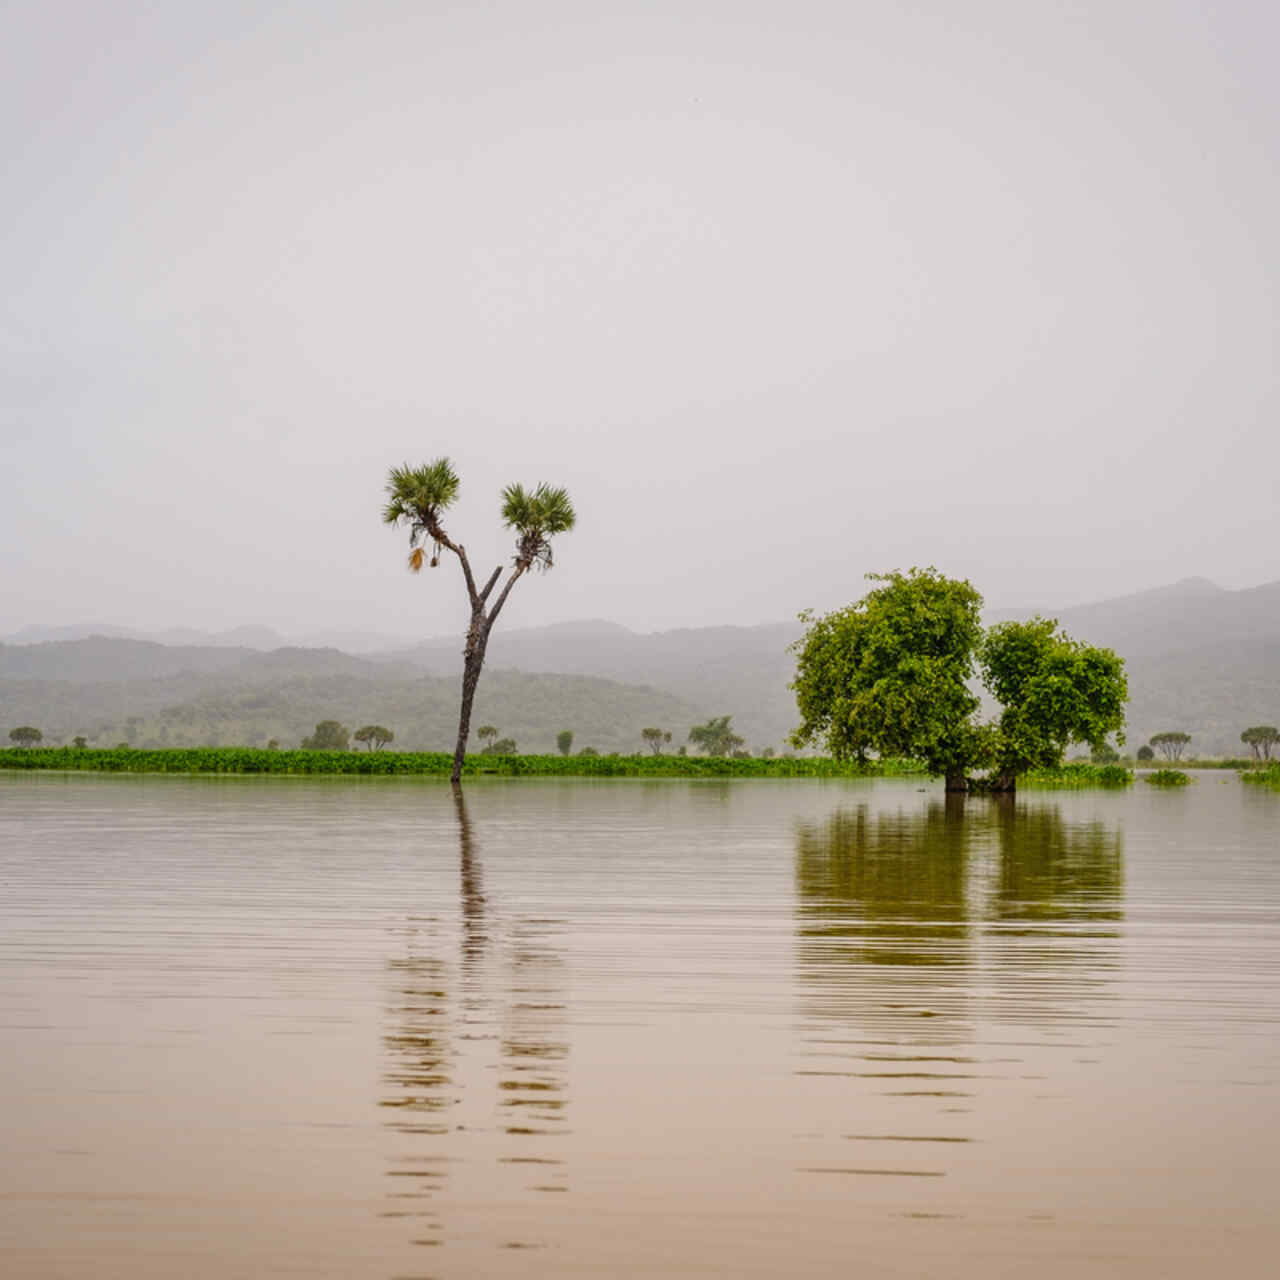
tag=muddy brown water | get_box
[2,774,1277,1277]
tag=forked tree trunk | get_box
[989,770,1017,794]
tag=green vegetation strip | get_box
[1020,763,1133,788]
[1240,763,1280,789]
[0,747,926,778]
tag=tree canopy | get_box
[790,568,1128,792]
[1241,726,1279,761]
[9,725,43,748]
[354,724,394,751]
[641,727,672,754]
[556,729,574,756]
[302,720,349,750]
[688,716,744,757]
[1149,731,1190,762]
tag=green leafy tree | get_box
[640,727,672,754]
[1149,731,1190,762]
[1091,742,1120,765]
[791,568,1128,793]
[267,739,280,750]
[1241,725,1279,761]
[688,716,744,756]
[477,725,499,749]
[579,746,599,757]
[556,729,574,756]
[9,726,43,748]
[354,724,394,751]
[791,568,986,790]
[384,459,576,785]
[979,619,1128,791]
[302,720,349,750]
[1136,744,1155,762]
[72,736,88,750]
[488,736,517,754]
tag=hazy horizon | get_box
[5,1,1277,638]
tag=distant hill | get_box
[393,618,803,749]
[988,577,1280,754]
[5,575,1278,757]
[0,640,708,754]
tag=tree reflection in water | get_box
[794,796,1126,1046]
[378,784,570,1255]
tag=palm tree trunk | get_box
[450,616,489,785]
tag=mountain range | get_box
[3,576,1277,756]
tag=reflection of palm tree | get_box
[452,782,487,970]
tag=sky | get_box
[3,0,1277,641]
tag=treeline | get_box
[0,746,924,778]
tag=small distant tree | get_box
[1149,731,1190,762]
[302,720,349,750]
[1091,742,1120,765]
[578,746,599,757]
[72,736,87,750]
[556,729,574,756]
[731,748,752,759]
[354,725,394,751]
[640,727,672,755]
[267,739,280,750]
[688,716,744,756]
[477,725,499,750]
[489,736,517,754]
[1136,744,1155,761]
[1241,726,1279,761]
[9,726,42,748]
[759,746,775,759]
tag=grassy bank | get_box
[1240,763,1280,789]
[0,746,926,778]
[1021,763,1133,788]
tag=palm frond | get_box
[383,458,461,527]
[500,480,576,570]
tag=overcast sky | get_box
[3,0,1276,640]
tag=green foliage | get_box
[1090,742,1120,764]
[301,720,349,750]
[1136,744,1155,761]
[0,746,927,778]
[1241,725,1279,761]
[791,569,1127,789]
[382,458,461,570]
[1241,763,1280,789]
[353,724,393,751]
[8,725,42,747]
[72,736,87,749]
[556,729,574,756]
[485,737,517,754]
[1020,762,1133,789]
[1149,731,1191,762]
[980,619,1128,779]
[640,727,672,754]
[500,482,577,571]
[1145,768,1191,786]
[477,725,499,748]
[688,715,745,756]
[790,568,985,777]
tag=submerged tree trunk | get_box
[989,770,1018,793]
[945,769,968,793]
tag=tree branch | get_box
[485,564,527,627]
[478,565,503,604]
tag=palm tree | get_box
[383,459,576,784]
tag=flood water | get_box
[2,774,1277,1278]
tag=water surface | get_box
[2,775,1277,1277]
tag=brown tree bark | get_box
[945,769,968,793]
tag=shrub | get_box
[1145,769,1191,787]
